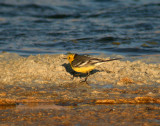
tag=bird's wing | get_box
[72,55,91,67]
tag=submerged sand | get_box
[0,52,160,125]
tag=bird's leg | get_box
[85,72,90,82]
[71,71,81,80]
[71,71,76,80]
[80,72,90,84]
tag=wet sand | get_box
[0,52,160,125]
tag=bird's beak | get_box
[63,55,67,59]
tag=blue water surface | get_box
[0,0,160,56]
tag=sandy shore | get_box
[0,52,160,86]
[0,52,160,125]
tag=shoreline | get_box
[0,52,160,125]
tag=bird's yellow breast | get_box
[71,65,96,73]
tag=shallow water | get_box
[0,83,160,125]
[0,0,160,56]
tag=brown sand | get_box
[0,52,159,86]
[0,52,160,125]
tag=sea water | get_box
[0,0,160,56]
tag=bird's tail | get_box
[104,58,122,62]
[93,58,122,66]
